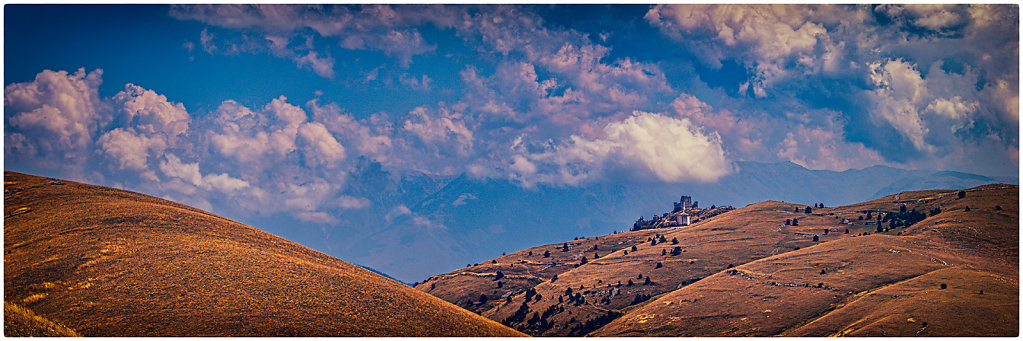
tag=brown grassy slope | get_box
[3,171,523,337]
[593,184,1017,336]
[483,199,873,336]
[782,267,1017,336]
[415,228,663,314]
[4,301,81,337]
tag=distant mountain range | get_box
[243,161,1017,282]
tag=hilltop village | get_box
[631,195,734,231]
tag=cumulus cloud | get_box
[775,125,887,171]
[306,99,394,162]
[99,84,191,173]
[646,4,843,96]
[4,68,106,171]
[297,121,346,167]
[516,111,731,185]
[402,105,474,157]
[206,96,310,164]
[172,5,447,71]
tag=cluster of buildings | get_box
[632,195,699,231]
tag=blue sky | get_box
[4,4,1019,279]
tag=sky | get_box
[4,4,1020,279]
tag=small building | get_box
[675,213,691,226]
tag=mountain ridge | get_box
[415,182,1018,336]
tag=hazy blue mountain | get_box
[250,161,1016,282]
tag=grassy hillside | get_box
[418,183,1018,336]
[3,171,523,337]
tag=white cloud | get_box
[336,195,371,209]
[520,111,731,185]
[98,84,192,172]
[867,59,933,152]
[207,96,308,164]
[98,128,165,171]
[452,193,477,206]
[306,99,394,161]
[294,211,339,225]
[159,154,203,186]
[294,51,335,78]
[202,172,251,193]
[4,68,106,168]
[645,4,841,96]
[297,121,346,167]
[775,125,887,171]
[113,84,190,138]
[402,105,474,157]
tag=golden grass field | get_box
[419,183,1018,336]
[3,171,524,337]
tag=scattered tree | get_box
[900,204,907,213]
[655,262,663,269]
[940,283,947,289]
[866,211,873,220]
[626,279,634,287]
[820,269,827,275]
[494,271,504,281]
[858,215,864,220]
[805,206,813,214]
[661,249,666,256]
[671,237,679,245]
[492,260,497,264]
[528,251,532,256]
[543,250,551,258]
[965,206,971,212]
[579,256,588,265]
[813,235,819,242]
[995,205,1002,211]
[551,274,558,283]
[670,246,682,256]
[795,207,800,213]
[957,190,966,199]
[497,281,503,288]
[643,277,653,285]
[562,243,569,252]
[479,294,488,304]
[845,228,849,234]
[785,219,791,226]
[524,288,537,301]
[823,229,829,235]
[623,250,629,256]
[631,245,638,252]
[792,218,799,226]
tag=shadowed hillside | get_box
[3,171,523,337]
[417,184,1018,336]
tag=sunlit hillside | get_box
[3,171,523,337]
[418,184,1019,336]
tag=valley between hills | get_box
[4,170,1018,336]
